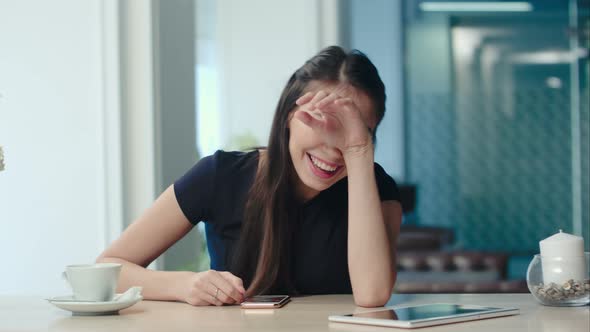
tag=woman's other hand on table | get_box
[181,270,246,306]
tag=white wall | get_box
[216,0,339,147]
[0,0,108,296]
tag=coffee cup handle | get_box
[61,271,71,287]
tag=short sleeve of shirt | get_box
[173,151,220,225]
[374,163,401,202]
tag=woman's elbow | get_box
[353,290,391,308]
[354,288,391,308]
[353,276,396,307]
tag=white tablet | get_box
[328,303,519,329]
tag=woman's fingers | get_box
[209,270,244,303]
[293,110,317,128]
[297,90,329,108]
[333,97,353,106]
[297,91,351,116]
[321,97,353,114]
[314,93,341,109]
[200,287,224,306]
[185,270,242,306]
[308,90,329,108]
[220,271,246,295]
[185,271,226,306]
[295,91,314,106]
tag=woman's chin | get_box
[301,175,336,193]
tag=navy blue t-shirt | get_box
[174,150,400,294]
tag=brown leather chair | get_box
[397,225,455,252]
[394,251,526,293]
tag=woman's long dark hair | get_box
[230,46,386,295]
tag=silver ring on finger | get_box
[214,287,220,300]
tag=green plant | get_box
[226,132,260,151]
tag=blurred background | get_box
[0,0,588,296]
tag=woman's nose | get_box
[321,145,344,161]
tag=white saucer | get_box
[47,294,143,316]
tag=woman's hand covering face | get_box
[294,88,374,158]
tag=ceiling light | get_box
[420,2,533,12]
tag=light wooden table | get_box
[0,293,588,332]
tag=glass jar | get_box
[527,252,589,306]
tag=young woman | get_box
[97,46,402,308]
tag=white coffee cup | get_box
[62,263,122,301]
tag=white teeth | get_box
[310,155,337,172]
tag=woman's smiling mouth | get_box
[306,153,343,179]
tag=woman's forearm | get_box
[344,148,394,307]
[97,256,190,302]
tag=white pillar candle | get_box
[539,230,586,285]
